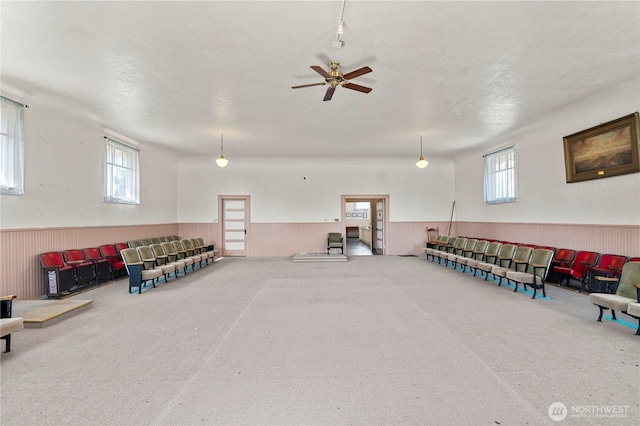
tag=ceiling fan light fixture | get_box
[416,135,428,169]
[216,134,229,168]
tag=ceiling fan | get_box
[292,61,373,101]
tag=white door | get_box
[222,198,248,257]
[375,200,384,255]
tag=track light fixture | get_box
[416,135,428,169]
[216,134,228,168]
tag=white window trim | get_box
[0,95,26,195]
[103,137,140,204]
[483,145,518,204]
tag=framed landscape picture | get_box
[563,112,640,183]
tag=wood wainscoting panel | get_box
[455,222,640,257]
[177,223,218,249]
[1,224,178,299]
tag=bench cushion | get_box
[589,293,635,312]
[476,262,496,272]
[1,317,24,336]
[506,271,537,284]
[491,265,511,277]
[627,303,640,318]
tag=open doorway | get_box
[344,200,373,256]
[342,195,388,256]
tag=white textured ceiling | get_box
[2,1,639,160]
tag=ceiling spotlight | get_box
[216,134,229,168]
[416,135,429,169]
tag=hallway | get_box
[346,237,373,256]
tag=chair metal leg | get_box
[596,306,605,322]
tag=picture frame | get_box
[346,213,352,217]
[563,112,640,183]
[355,213,363,218]
[363,212,367,219]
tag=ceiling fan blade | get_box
[342,66,372,80]
[343,82,372,94]
[292,82,327,89]
[310,65,331,79]
[323,87,336,102]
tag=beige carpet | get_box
[1,256,638,425]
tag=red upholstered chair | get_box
[585,254,628,293]
[552,250,599,291]
[115,243,128,255]
[551,248,576,268]
[538,246,556,255]
[547,248,575,282]
[83,247,112,284]
[62,249,95,287]
[99,244,127,280]
[40,252,77,297]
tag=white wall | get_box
[177,157,456,224]
[0,102,179,229]
[454,75,640,225]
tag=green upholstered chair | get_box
[138,245,179,282]
[506,248,555,298]
[127,240,143,249]
[456,240,486,272]
[197,237,216,264]
[589,262,640,334]
[468,242,502,275]
[491,246,533,285]
[170,241,198,270]
[163,242,194,273]
[433,236,458,264]
[327,233,344,255]
[476,244,516,280]
[450,239,478,270]
[151,243,187,275]
[120,248,163,294]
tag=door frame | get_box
[341,194,389,255]
[218,195,251,257]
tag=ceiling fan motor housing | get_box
[291,60,372,101]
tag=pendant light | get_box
[216,134,229,168]
[416,135,428,169]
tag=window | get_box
[104,137,139,204]
[0,96,25,195]
[483,146,517,204]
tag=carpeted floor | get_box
[1,256,638,425]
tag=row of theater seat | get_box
[424,238,554,299]
[40,244,129,297]
[127,236,181,248]
[39,236,214,297]
[424,236,640,334]
[121,238,216,294]
[426,235,640,293]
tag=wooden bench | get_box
[1,295,24,352]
